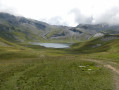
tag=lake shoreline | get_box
[30,43,72,48]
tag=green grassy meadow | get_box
[0,57,113,90]
[0,35,119,90]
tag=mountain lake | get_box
[31,43,71,48]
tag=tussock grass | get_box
[0,57,113,90]
[0,36,117,90]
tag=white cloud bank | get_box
[0,0,119,26]
[93,7,119,25]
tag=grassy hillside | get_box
[1,34,119,90]
[0,38,38,59]
[0,37,115,90]
[71,35,119,53]
[71,34,119,67]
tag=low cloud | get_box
[1,0,119,26]
[42,16,68,26]
[0,1,16,15]
[70,7,119,25]
[93,7,119,25]
[70,8,93,24]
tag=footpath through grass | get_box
[0,37,116,90]
[0,56,113,90]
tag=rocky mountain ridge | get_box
[0,12,118,42]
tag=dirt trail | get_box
[84,59,119,90]
[104,65,119,74]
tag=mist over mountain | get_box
[0,12,119,42]
[0,12,94,42]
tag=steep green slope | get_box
[0,38,38,59]
[71,34,119,54]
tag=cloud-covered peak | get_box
[1,0,119,26]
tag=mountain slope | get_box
[0,13,94,42]
[71,34,119,54]
[1,12,119,43]
[77,24,119,34]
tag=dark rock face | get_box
[69,28,83,34]
[34,22,46,30]
[52,32,65,37]
[18,18,32,24]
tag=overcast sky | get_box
[0,0,119,26]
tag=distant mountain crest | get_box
[0,12,118,42]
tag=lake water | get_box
[31,43,71,48]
